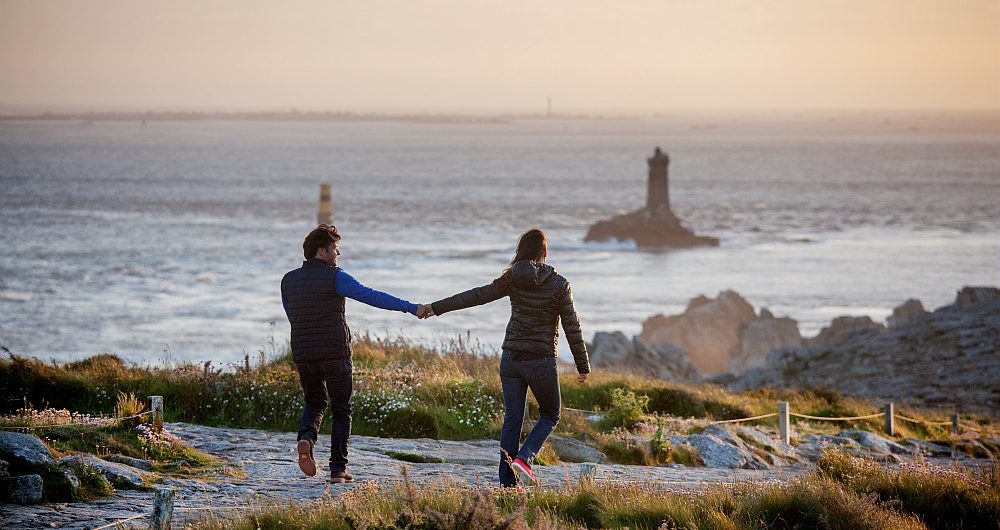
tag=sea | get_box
[1,111,998,366]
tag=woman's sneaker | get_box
[329,470,355,484]
[510,458,538,487]
[297,440,316,477]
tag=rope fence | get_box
[702,401,967,443]
[789,412,884,421]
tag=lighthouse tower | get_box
[646,146,671,213]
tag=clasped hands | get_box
[415,304,435,319]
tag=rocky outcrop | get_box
[956,286,1000,306]
[589,331,702,383]
[729,309,803,374]
[887,299,927,328]
[584,147,718,249]
[585,209,720,248]
[807,316,885,346]
[640,290,756,376]
[724,287,1000,415]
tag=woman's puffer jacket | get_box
[431,260,590,373]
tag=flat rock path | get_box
[2,423,811,529]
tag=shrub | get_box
[598,388,648,431]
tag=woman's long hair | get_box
[510,228,547,266]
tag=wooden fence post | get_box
[149,396,164,434]
[883,403,895,436]
[778,402,790,444]
[951,413,961,434]
[149,487,175,530]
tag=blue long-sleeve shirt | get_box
[282,267,418,316]
[334,269,418,315]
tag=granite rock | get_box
[103,454,154,471]
[546,435,607,463]
[58,455,150,489]
[640,290,757,376]
[0,474,44,504]
[724,288,1000,415]
[0,432,56,472]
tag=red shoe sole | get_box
[297,440,317,477]
[511,460,537,486]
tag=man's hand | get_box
[416,304,436,319]
[577,372,589,384]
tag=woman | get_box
[430,228,590,487]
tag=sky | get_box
[1,0,998,112]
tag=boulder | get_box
[887,299,927,328]
[685,433,767,469]
[839,430,912,456]
[589,332,701,383]
[546,435,607,463]
[701,425,772,468]
[104,454,154,471]
[0,432,56,472]
[0,458,8,477]
[956,286,1000,307]
[640,290,756,375]
[808,316,885,346]
[589,331,633,367]
[0,474,43,504]
[58,455,150,489]
[736,427,797,461]
[729,309,803,374]
[902,438,952,457]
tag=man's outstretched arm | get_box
[335,270,419,315]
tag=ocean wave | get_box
[0,290,33,302]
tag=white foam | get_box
[0,290,33,302]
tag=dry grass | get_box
[187,451,997,530]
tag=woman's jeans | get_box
[498,350,561,487]
[295,358,353,473]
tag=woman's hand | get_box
[577,372,589,384]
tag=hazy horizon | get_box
[2,0,998,112]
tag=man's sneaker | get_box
[328,470,355,484]
[297,440,316,477]
[510,458,538,487]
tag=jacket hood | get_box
[510,260,556,289]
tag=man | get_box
[281,224,432,483]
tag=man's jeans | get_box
[295,358,353,473]
[498,350,561,487]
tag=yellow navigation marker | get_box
[317,183,333,225]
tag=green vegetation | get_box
[1,335,994,468]
[189,451,998,529]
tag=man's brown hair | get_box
[303,224,341,260]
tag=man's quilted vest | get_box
[281,259,350,362]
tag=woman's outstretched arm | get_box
[431,274,509,316]
[559,282,591,376]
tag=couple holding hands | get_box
[281,225,590,487]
